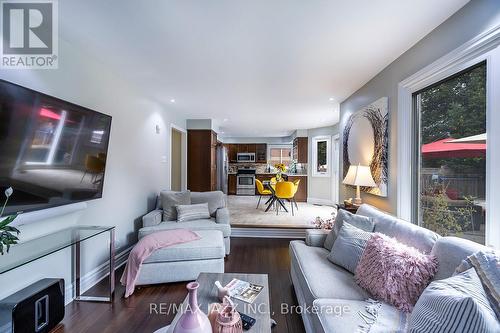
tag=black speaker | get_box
[0,279,65,333]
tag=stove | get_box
[236,167,256,196]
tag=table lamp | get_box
[343,164,376,205]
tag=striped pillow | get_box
[176,203,211,222]
[454,250,500,319]
[327,222,372,273]
[408,268,500,333]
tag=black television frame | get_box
[0,79,113,215]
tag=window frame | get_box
[267,145,292,165]
[412,62,487,241]
[312,136,331,177]
[397,25,500,248]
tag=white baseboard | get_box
[231,227,306,239]
[64,245,133,304]
[307,197,334,206]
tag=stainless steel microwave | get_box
[237,153,255,163]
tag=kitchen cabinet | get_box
[287,176,308,202]
[256,144,267,163]
[227,144,238,162]
[293,137,308,163]
[226,143,267,163]
[228,174,237,195]
[188,130,218,192]
[247,144,256,153]
[237,144,249,153]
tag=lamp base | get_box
[354,185,362,205]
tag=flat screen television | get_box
[0,80,112,215]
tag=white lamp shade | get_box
[343,164,377,187]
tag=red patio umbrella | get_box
[421,138,486,159]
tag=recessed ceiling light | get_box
[170,99,176,103]
[329,97,335,101]
[223,118,229,122]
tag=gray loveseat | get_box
[140,191,231,255]
[290,204,489,333]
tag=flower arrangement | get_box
[0,187,19,255]
[312,210,337,230]
[274,163,287,182]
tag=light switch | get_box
[161,156,167,163]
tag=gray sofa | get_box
[290,204,489,333]
[140,191,231,255]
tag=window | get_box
[268,146,292,166]
[414,62,486,244]
[312,136,331,177]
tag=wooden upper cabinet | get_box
[247,144,256,153]
[228,144,238,162]
[256,144,267,163]
[225,143,267,163]
[237,144,249,153]
[293,137,308,163]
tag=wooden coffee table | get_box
[167,273,271,333]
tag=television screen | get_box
[0,80,112,215]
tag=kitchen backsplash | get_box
[229,163,308,174]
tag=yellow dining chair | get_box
[255,179,272,209]
[269,177,277,191]
[275,181,296,216]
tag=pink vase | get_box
[173,282,212,333]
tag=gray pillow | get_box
[191,191,226,217]
[161,190,191,221]
[176,203,211,222]
[324,209,374,250]
[408,268,500,332]
[327,222,372,273]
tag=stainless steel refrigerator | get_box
[216,145,228,194]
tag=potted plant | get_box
[0,187,19,255]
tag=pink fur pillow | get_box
[355,233,438,312]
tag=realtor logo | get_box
[1,0,58,69]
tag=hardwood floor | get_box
[54,237,305,333]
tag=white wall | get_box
[186,119,213,130]
[0,38,186,303]
[339,0,500,214]
[307,124,339,205]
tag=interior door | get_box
[171,128,182,191]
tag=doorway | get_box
[170,126,185,191]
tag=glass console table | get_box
[0,225,115,302]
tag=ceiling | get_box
[60,0,469,137]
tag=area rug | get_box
[227,195,334,228]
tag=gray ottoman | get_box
[135,230,225,285]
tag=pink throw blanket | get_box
[120,229,200,297]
